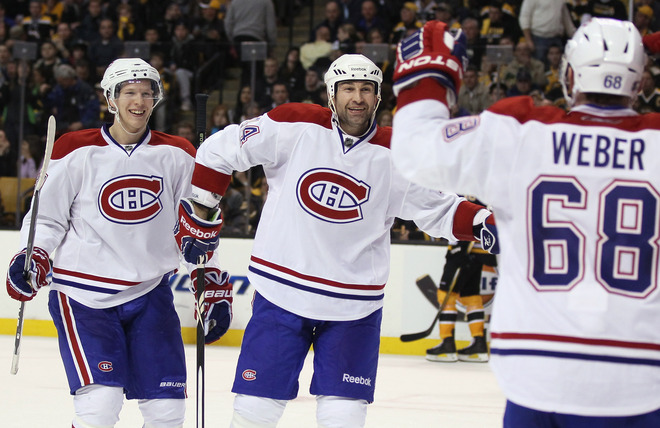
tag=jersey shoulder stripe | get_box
[369,126,392,149]
[52,128,105,160]
[267,102,332,128]
[149,131,196,158]
[488,96,660,132]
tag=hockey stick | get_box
[11,115,56,375]
[194,93,209,428]
[400,242,475,342]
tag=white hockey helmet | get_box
[325,54,383,112]
[560,18,645,106]
[101,58,164,114]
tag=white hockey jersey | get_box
[193,103,474,321]
[21,125,210,309]
[392,96,660,416]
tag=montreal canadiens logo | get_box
[296,168,370,223]
[98,175,164,224]
[242,369,257,381]
[98,361,113,372]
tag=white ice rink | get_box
[1,335,506,427]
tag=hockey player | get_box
[174,53,496,427]
[391,18,660,426]
[5,58,232,428]
[426,213,497,363]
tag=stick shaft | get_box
[11,115,56,375]
[194,93,209,428]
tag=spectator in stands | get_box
[51,22,76,62]
[458,65,490,115]
[34,40,63,87]
[143,27,168,62]
[434,1,459,29]
[391,2,422,45]
[634,5,654,37]
[46,63,100,133]
[353,0,389,41]
[519,0,575,65]
[148,51,177,132]
[332,22,359,56]
[76,0,105,42]
[59,0,82,27]
[543,43,564,103]
[19,134,40,178]
[2,60,41,147]
[228,84,252,124]
[506,68,541,97]
[579,0,628,22]
[0,129,16,176]
[225,0,278,83]
[634,69,660,113]
[116,3,143,42]
[88,18,124,79]
[169,21,197,112]
[262,81,289,112]
[291,68,325,106]
[313,0,344,42]
[42,0,64,25]
[173,120,195,145]
[252,56,281,109]
[301,24,333,70]
[462,16,484,69]
[210,104,230,134]
[22,0,54,43]
[480,0,522,46]
[501,40,546,91]
[278,47,306,95]
[487,81,507,107]
[377,108,393,127]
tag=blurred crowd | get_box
[0,0,659,236]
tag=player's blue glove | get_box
[475,214,499,255]
[393,20,468,106]
[6,247,51,301]
[175,198,222,264]
[192,268,233,344]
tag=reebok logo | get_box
[342,373,372,386]
[179,215,219,239]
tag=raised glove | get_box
[393,20,468,105]
[473,214,499,255]
[192,268,233,344]
[6,247,51,301]
[175,198,222,264]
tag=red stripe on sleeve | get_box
[192,163,232,197]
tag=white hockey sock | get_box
[139,398,185,427]
[316,395,368,428]
[231,394,287,427]
[72,384,123,428]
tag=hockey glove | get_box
[393,20,468,107]
[175,198,222,264]
[6,247,51,301]
[473,214,499,255]
[192,268,233,344]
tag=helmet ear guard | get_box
[560,18,645,107]
[101,58,164,114]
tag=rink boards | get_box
[0,230,495,355]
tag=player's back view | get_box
[391,18,660,426]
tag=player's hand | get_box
[393,20,468,103]
[475,214,499,255]
[192,268,233,344]
[175,198,222,264]
[6,247,51,301]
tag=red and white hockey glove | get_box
[6,247,51,301]
[175,198,222,264]
[192,267,233,344]
[473,213,499,255]
[393,20,468,107]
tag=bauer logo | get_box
[296,168,370,223]
[242,369,257,381]
[98,175,164,224]
[342,373,372,386]
[98,361,113,372]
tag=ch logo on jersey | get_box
[297,168,370,223]
[98,361,113,372]
[98,175,164,224]
[240,124,260,146]
[443,116,480,142]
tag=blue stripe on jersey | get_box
[491,348,660,367]
[52,278,122,294]
[249,266,384,301]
